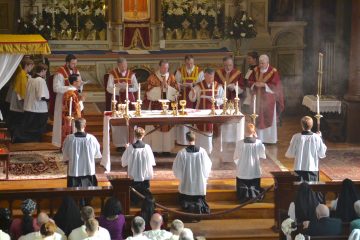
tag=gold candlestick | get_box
[233,97,240,115]
[171,101,178,116]
[221,97,228,115]
[314,113,323,132]
[209,98,216,116]
[179,100,187,115]
[159,99,170,115]
[132,100,142,117]
[111,99,118,117]
[250,113,258,125]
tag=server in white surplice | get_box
[285,116,327,182]
[233,123,266,203]
[121,127,156,203]
[63,118,102,187]
[172,131,212,213]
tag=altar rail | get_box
[0,177,132,217]
[271,171,360,239]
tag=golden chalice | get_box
[179,100,187,115]
[117,103,126,117]
[171,101,178,116]
[158,99,170,115]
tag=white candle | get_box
[236,82,238,97]
[138,83,141,101]
[69,97,73,116]
[224,82,227,98]
[317,94,320,114]
[113,85,116,101]
[253,95,256,114]
[212,82,215,99]
[126,82,129,100]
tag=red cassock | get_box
[195,81,220,132]
[178,65,201,108]
[109,69,136,110]
[214,68,244,101]
[49,65,76,118]
[248,65,285,129]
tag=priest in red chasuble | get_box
[61,74,84,145]
[189,68,224,154]
[175,55,204,145]
[106,58,139,149]
[143,59,179,153]
[248,54,284,144]
[52,54,82,147]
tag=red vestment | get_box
[178,65,201,108]
[248,66,284,129]
[109,69,136,106]
[215,68,244,101]
[61,90,82,144]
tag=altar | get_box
[101,109,245,172]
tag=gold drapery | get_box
[0,34,51,54]
[124,0,149,20]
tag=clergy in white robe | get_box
[188,68,224,154]
[106,58,139,149]
[14,63,49,143]
[233,123,266,203]
[121,127,156,204]
[172,131,212,213]
[52,54,82,147]
[175,55,204,145]
[63,118,101,187]
[285,116,327,182]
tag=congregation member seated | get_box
[233,123,266,203]
[288,182,320,224]
[304,204,342,237]
[53,196,83,236]
[35,212,66,238]
[19,221,64,240]
[351,200,360,231]
[0,208,11,234]
[98,197,126,240]
[167,219,184,240]
[0,229,10,240]
[143,213,172,240]
[68,206,110,240]
[333,178,360,222]
[85,218,104,239]
[121,127,156,205]
[285,116,327,182]
[137,193,165,231]
[349,229,360,240]
[126,216,149,240]
[10,199,38,240]
[179,228,194,240]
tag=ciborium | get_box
[179,100,187,115]
[158,99,170,115]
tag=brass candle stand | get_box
[179,100,187,115]
[209,98,216,115]
[221,97,228,115]
[233,97,240,115]
[314,113,323,132]
[158,99,170,115]
[111,99,118,117]
[250,113,258,125]
[132,100,142,117]
[171,101,178,116]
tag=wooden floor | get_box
[2,115,358,240]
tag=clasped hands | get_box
[115,82,127,92]
[254,82,266,87]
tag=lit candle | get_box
[212,82,215,99]
[236,82,238,97]
[138,83,141,101]
[126,82,129,100]
[69,97,73,116]
[317,94,320,114]
[113,85,116,101]
[224,82,227,98]
[253,95,256,114]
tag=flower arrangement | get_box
[162,0,192,30]
[226,10,257,39]
[191,0,216,31]
[281,218,297,237]
[17,13,52,40]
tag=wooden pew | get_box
[271,171,360,239]
[0,177,132,216]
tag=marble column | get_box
[344,0,360,142]
[111,0,123,50]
